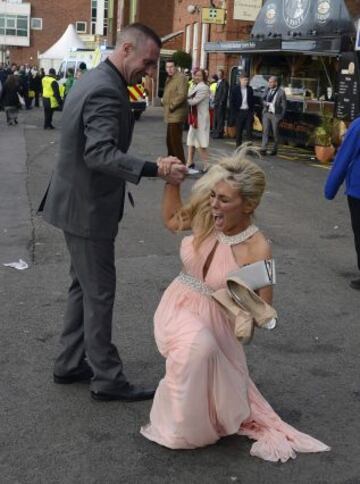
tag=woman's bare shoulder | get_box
[249,231,272,260]
[232,230,272,265]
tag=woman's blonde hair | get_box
[177,146,266,248]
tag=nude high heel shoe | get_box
[212,289,254,344]
[226,275,277,329]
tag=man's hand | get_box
[156,156,180,177]
[157,157,187,185]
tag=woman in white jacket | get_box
[186,69,210,173]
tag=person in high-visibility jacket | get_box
[59,84,66,101]
[42,68,62,129]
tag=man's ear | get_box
[122,42,134,57]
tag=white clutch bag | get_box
[228,259,276,291]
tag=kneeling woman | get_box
[141,149,329,462]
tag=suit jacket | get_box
[262,87,287,118]
[42,61,145,240]
[230,85,255,114]
[214,79,229,108]
[162,71,188,123]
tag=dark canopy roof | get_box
[251,0,355,40]
[205,0,356,55]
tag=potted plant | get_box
[313,116,336,164]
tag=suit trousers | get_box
[43,97,54,128]
[261,112,282,151]
[166,122,185,163]
[348,196,360,271]
[213,105,226,137]
[235,110,253,147]
[54,232,127,393]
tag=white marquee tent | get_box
[38,24,85,72]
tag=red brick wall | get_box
[8,0,91,66]
[136,0,175,37]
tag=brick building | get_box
[172,0,258,77]
[0,0,116,65]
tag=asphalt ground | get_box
[0,106,359,484]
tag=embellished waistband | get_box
[176,271,214,296]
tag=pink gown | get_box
[140,231,330,462]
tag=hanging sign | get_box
[202,7,226,25]
[233,0,262,21]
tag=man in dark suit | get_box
[212,69,229,139]
[260,76,287,156]
[230,73,255,147]
[40,23,186,402]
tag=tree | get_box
[172,50,192,70]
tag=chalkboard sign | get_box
[335,52,360,122]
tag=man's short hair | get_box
[79,62,87,71]
[49,68,56,75]
[269,76,278,83]
[239,73,249,79]
[166,59,176,66]
[117,23,162,49]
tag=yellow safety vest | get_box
[59,84,66,100]
[210,82,217,95]
[42,76,59,109]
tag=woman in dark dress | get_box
[1,74,21,125]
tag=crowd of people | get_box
[161,61,287,173]
[0,63,43,125]
[0,61,87,128]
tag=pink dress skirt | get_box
[141,233,330,462]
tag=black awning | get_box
[204,36,343,56]
[204,39,282,54]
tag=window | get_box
[0,14,29,37]
[76,21,87,33]
[31,17,43,30]
[103,0,108,36]
[91,0,97,35]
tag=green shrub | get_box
[172,50,192,70]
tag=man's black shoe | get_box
[259,149,267,156]
[54,366,93,384]
[91,383,155,402]
[349,278,360,290]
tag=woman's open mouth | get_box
[213,212,224,229]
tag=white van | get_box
[57,48,96,83]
